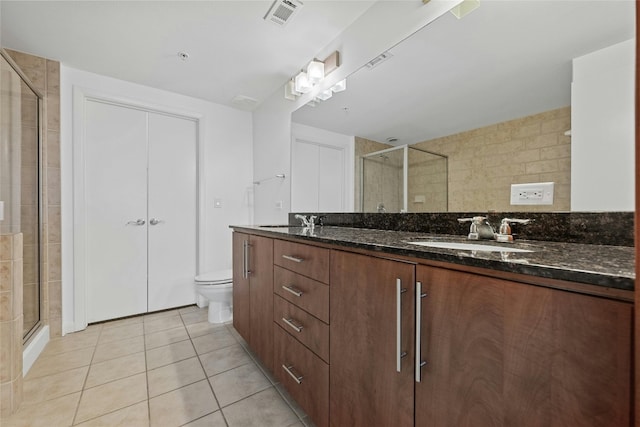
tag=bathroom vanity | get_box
[230,222,633,427]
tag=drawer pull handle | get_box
[282,364,303,384]
[282,285,303,297]
[282,255,304,263]
[282,317,304,333]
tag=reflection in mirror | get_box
[292,1,634,213]
[361,145,447,213]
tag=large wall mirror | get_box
[291,0,634,213]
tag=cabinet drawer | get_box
[274,324,329,427]
[274,266,329,323]
[274,240,329,283]
[274,295,329,363]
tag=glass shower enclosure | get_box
[360,144,448,213]
[1,51,43,341]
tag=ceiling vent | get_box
[264,0,303,27]
[366,52,394,70]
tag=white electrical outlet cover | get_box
[510,182,554,205]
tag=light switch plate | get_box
[510,182,554,205]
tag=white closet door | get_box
[85,101,148,322]
[291,140,320,211]
[318,145,344,211]
[147,112,197,311]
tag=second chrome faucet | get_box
[458,216,531,242]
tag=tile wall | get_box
[0,233,24,417]
[413,106,571,212]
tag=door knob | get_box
[126,219,146,226]
[149,218,163,226]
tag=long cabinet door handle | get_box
[282,317,303,333]
[415,281,427,383]
[282,254,304,263]
[282,364,303,384]
[126,219,146,226]
[281,285,303,297]
[396,278,407,373]
[242,241,251,278]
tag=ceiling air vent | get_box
[264,0,303,27]
[366,52,394,70]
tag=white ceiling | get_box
[292,0,635,145]
[1,0,375,110]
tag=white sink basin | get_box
[408,241,533,253]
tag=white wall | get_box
[571,38,635,211]
[252,0,463,224]
[61,66,253,333]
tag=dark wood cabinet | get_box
[416,265,504,427]
[416,265,632,427]
[233,231,632,427]
[232,232,274,371]
[330,250,416,427]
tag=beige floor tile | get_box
[179,305,200,315]
[22,365,88,404]
[75,401,150,427]
[93,335,145,363]
[149,380,218,427]
[42,329,100,356]
[85,352,146,388]
[100,315,144,331]
[144,309,180,322]
[144,314,184,335]
[199,344,252,377]
[26,347,94,380]
[180,309,209,325]
[3,391,81,427]
[145,326,189,350]
[146,339,196,370]
[186,321,227,339]
[276,383,306,419]
[98,322,144,344]
[222,388,298,427]
[183,410,227,427]
[226,325,249,346]
[192,329,237,355]
[147,356,206,397]
[209,363,271,407]
[74,373,148,424]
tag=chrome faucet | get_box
[457,216,495,240]
[295,214,317,230]
[495,218,531,242]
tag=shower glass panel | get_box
[361,145,447,213]
[0,53,42,340]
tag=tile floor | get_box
[4,306,313,427]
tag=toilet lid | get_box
[195,269,233,284]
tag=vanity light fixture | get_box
[316,88,333,101]
[307,60,325,84]
[285,50,341,101]
[331,79,347,93]
[294,71,312,93]
[450,0,480,19]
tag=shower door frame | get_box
[1,49,46,343]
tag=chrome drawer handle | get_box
[282,364,303,384]
[282,317,303,333]
[281,285,303,297]
[282,254,304,263]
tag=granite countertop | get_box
[231,225,635,292]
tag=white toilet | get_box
[194,269,233,324]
